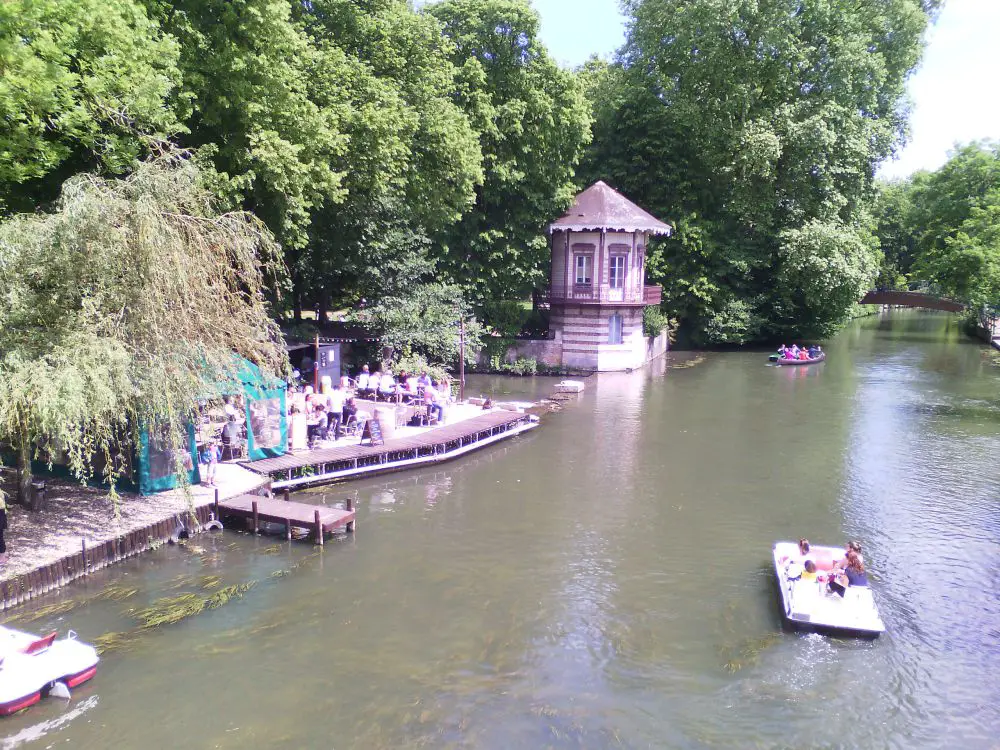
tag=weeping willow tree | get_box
[0,153,288,507]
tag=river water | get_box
[3,311,999,749]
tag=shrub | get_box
[480,299,531,337]
[392,351,449,383]
[508,357,538,376]
[643,305,669,338]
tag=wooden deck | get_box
[217,494,355,544]
[243,410,538,490]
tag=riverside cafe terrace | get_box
[18,358,287,496]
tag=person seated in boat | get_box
[783,348,796,359]
[834,540,864,570]
[807,345,819,358]
[801,559,818,582]
[828,550,867,596]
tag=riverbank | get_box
[0,463,269,610]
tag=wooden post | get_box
[314,509,323,546]
[314,333,320,393]
[459,316,466,403]
[81,539,87,576]
[286,517,292,541]
[252,500,259,534]
[283,488,290,502]
[345,498,355,533]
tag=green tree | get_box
[908,142,1000,309]
[582,0,930,343]
[291,0,483,318]
[0,155,287,506]
[872,179,919,289]
[141,0,351,253]
[425,0,592,303]
[0,0,182,213]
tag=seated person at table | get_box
[306,404,325,444]
[402,373,419,400]
[379,372,397,401]
[355,365,370,396]
[368,371,381,398]
[423,385,444,423]
[417,371,432,389]
[221,415,243,450]
[342,396,358,427]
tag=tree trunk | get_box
[292,278,303,321]
[16,434,32,509]
[318,288,330,324]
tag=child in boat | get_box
[798,349,809,360]
[801,560,818,581]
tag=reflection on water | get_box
[3,311,1000,749]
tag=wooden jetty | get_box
[216,494,355,544]
[244,410,538,490]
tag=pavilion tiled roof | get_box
[549,181,672,235]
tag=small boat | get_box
[0,627,99,715]
[552,380,585,394]
[772,353,826,366]
[772,541,885,638]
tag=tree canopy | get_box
[0,154,287,503]
[426,0,592,303]
[881,142,1000,312]
[0,0,182,213]
[581,0,931,343]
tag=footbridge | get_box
[859,290,965,313]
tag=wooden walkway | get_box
[217,494,355,544]
[243,410,537,490]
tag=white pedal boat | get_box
[0,626,98,715]
[773,541,885,638]
[552,380,585,394]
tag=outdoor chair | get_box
[220,433,244,461]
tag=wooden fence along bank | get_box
[0,491,267,612]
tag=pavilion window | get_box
[609,255,626,289]
[574,254,592,285]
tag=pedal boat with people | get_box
[0,626,98,715]
[770,352,826,365]
[772,541,885,638]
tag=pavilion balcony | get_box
[643,285,662,305]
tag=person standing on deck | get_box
[200,441,220,487]
[326,385,346,440]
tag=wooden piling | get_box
[345,498,355,533]
[252,500,259,534]
[314,509,323,546]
